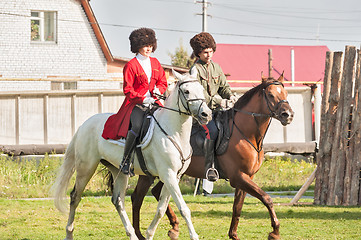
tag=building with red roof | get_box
[213,44,330,88]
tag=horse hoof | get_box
[268,232,280,240]
[168,229,179,240]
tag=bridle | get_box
[231,81,289,153]
[153,79,207,118]
[263,81,289,119]
[151,79,207,177]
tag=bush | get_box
[0,154,316,199]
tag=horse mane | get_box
[233,78,277,110]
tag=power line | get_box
[212,3,361,22]
[212,15,361,35]
[96,22,361,43]
[209,31,360,43]
[1,11,360,44]
[211,1,361,14]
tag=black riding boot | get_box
[204,139,219,182]
[120,130,138,175]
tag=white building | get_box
[0,0,125,91]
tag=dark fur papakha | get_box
[129,28,157,53]
[190,32,217,57]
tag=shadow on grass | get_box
[190,207,361,220]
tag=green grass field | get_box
[2,154,360,239]
[0,154,316,199]
[1,196,360,240]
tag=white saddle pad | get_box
[107,115,155,149]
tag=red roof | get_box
[212,44,330,87]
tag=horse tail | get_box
[100,159,114,194]
[51,131,77,213]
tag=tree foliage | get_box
[168,39,196,69]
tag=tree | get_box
[168,39,196,68]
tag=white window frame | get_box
[30,11,57,43]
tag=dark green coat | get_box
[190,60,233,111]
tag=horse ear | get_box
[172,68,183,81]
[261,71,267,82]
[190,67,198,79]
[277,71,285,82]
[166,81,176,96]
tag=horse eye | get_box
[184,90,190,94]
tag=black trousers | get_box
[202,120,218,140]
[129,105,146,136]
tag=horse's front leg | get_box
[230,172,280,240]
[228,187,247,240]
[159,170,199,240]
[131,175,154,240]
[145,185,172,240]
[151,180,180,240]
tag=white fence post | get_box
[314,84,322,144]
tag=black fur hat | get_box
[190,32,217,57]
[129,28,157,53]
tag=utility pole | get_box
[196,0,211,32]
[268,49,273,78]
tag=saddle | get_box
[132,107,154,178]
[132,108,233,179]
[190,110,232,179]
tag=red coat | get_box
[102,57,167,140]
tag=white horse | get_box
[52,70,212,240]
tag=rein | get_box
[153,80,206,117]
[149,79,205,177]
[231,81,286,153]
[151,115,193,177]
[231,108,272,153]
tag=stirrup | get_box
[120,161,134,176]
[205,168,219,182]
[120,161,130,174]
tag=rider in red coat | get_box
[102,28,167,175]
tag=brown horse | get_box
[131,74,294,240]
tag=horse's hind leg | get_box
[109,168,137,239]
[131,175,154,240]
[231,173,280,240]
[132,176,180,240]
[151,181,180,240]
[65,163,98,240]
[228,188,247,240]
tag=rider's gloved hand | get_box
[153,86,161,96]
[143,97,155,107]
[221,99,234,109]
[230,95,238,103]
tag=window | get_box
[51,82,78,90]
[31,11,57,42]
[64,82,77,90]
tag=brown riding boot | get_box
[204,139,219,182]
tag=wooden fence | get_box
[0,87,315,155]
[314,46,361,206]
[0,90,124,145]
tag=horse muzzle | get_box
[195,103,212,125]
[277,108,294,126]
